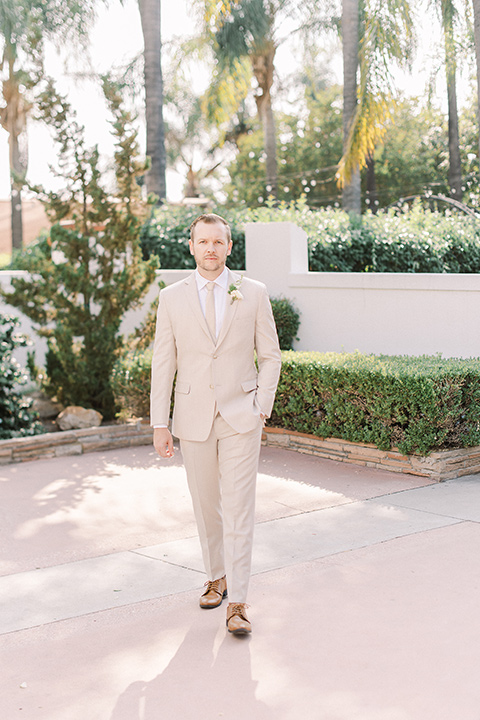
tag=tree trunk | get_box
[442,0,463,199]
[138,0,166,203]
[1,57,26,250]
[342,0,361,214]
[365,152,378,213]
[252,47,278,200]
[472,0,480,165]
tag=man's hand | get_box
[154,427,175,458]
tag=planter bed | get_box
[2,420,479,482]
[0,420,153,465]
[263,427,480,482]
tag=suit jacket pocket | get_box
[175,381,191,395]
[241,378,258,393]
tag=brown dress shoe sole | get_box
[227,624,251,635]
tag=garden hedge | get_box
[137,201,480,275]
[112,350,480,456]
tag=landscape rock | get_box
[56,406,103,431]
[31,395,64,420]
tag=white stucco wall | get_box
[1,221,479,366]
[245,222,480,358]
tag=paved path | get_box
[1,444,480,719]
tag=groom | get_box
[151,213,281,635]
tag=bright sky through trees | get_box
[0,0,472,201]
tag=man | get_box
[151,213,281,635]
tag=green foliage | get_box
[224,88,453,211]
[140,200,480,274]
[111,350,153,420]
[270,296,300,350]
[270,352,480,456]
[1,78,159,419]
[370,99,449,208]
[0,315,42,439]
[111,348,480,456]
[309,204,480,272]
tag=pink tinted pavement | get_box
[1,443,480,719]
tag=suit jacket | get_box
[150,269,282,442]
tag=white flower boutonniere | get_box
[228,277,244,304]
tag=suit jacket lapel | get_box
[216,270,241,348]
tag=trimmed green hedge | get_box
[272,352,480,455]
[112,350,480,456]
[138,201,480,274]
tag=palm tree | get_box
[341,0,361,213]
[440,0,463,198]
[205,0,279,198]
[138,0,166,202]
[473,0,480,162]
[0,0,101,251]
[338,0,414,213]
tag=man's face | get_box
[189,220,232,278]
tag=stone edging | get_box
[1,422,479,482]
[262,427,480,482]
[0,421,153,465]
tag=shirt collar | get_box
[195,266,229,290]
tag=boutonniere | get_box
[228,277,243,304]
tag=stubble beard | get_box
[196,255,226,276]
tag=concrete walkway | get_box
[1,443,480,719]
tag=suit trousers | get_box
[180,412,263,603]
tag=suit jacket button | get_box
[213,355,218,359]
[210,384,214,389]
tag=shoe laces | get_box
[228,603,250,619]
[203,578,223,595]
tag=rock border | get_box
[262,427,480,482]
[0,420,153,465]
[1,422,479,482]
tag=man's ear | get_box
[227,241,233,256]
[188,239,194,256]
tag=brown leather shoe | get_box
[199,575,227,609]
[226,603,252,635]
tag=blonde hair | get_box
[189,213,231,243]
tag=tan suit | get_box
[151,269,281,601]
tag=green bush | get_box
[111,350,153,420]
[270,352,480,455]
[112,348,480,456]
[0,316,42,439]
[270,296,300,350]
[139,200,480,274]
[2,79,158,419]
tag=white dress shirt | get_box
[195,266,229,339]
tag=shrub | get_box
[111,350,153,420]
[139,200,480,274]
[270,296,300,350]
[112,348,480,456]
[0,316,42,439]
[1,78,159,419]
[270,352,480,455]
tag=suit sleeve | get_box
[254,285,282,417]
[150,289,177,427]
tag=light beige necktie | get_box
[205,281,216,340]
